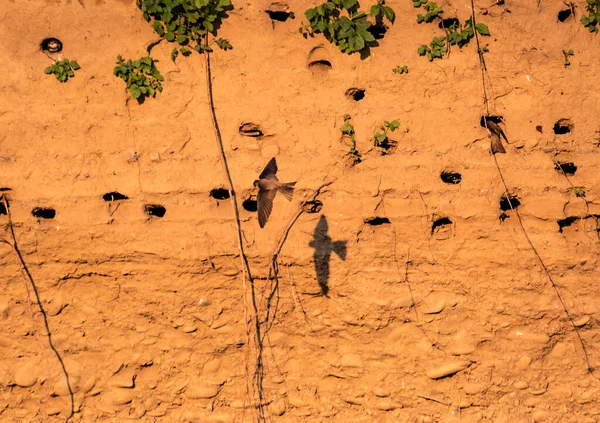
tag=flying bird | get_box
[486,118,508,154]
[254,157,296,228]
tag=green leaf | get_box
[342,0,357,10]
[305,8,318,21]
[70,60,81,70]
[370,5,381,16]
[418,45,427,55]
[152,21,165,36]
[383,6,395,23]
[171,48,179,62]
[44,66,53,74]
[165,32,176,42]
[176,33,188,44]
[475,23,490,36]
[130,84,142,99]
[180,47,191,56]
[203,20,214,31]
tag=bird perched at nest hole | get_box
[254,157,296,228]
[486,118,509,154]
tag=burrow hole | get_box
[431,217,452,235]
[554,161,577,176]
[303,200,323,214]
[364,217,390,226]
[308,60,332,74]
[558,216,579,233]
[557,8,572,22]
[535,125,543,134]
[40,37,63,53]
[144,204,166,218]
[480,115,503,128]
[440,170,462,185]
[499,194,521,211]
[102,192,129,202]
[553,118,573,135]
[308,46,332,75]
[239,123,263,137]
[268,10,291,21]
[0,203,6,215]
[210,188,230,200]
[346,88,365,101]
[439,17,459,29]
[32,207,56,219]
[242,196,257,212]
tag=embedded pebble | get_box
[449,330,478,355]
[203,358,221,373]
[14,361,40,388]
[46,294,67,316]
[287,395,306,408]
[463,383,486,395]
[101,388,136,406]
[211,317,230,329]
[186,383,220,399]
[574,316,590,327]
[515,355,532,369]
[53,375,80,396]
[376,400,401,411]
[532,410,550,422]
[423,299,446,314]
[373,387,390,397]
[340,354,363,368]
[426,361,471,379]
[149,152,161,162]
[108,371,135,388]
[222,267,239,276]
[270,399,286,416]
[509,330,550,345]
[513,381,529,390]
[182,325,197,333]
[342,396,364,405]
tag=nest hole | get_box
[440,170,462,184]
[439,17,459,29]
[557,9,572,22]
[210,188,230,200]
[554,161,577,176]
[368,24,387,39]
[308,60,332,75]
[499,194,521,211]
[0,203,6,215]
[239,123,263,138]
[242,196,257,212]
[553,119,573,135]
[535,125,543,134]
[303,200,323,214]
[144,204,166,218]
[102,192,129,202]
[267,11,291,21]
[480,115,503,127]
[40,37,63,53]
[558,216,579,232]
[345,88,365,101]
[32,207,56,219]
[364,217,390,226]
[431,217,452,235]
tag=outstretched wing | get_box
[257,181,278,228]
[259,157,278,180]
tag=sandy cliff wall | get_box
[1,0,600,422]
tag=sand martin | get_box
[254,158,296,228]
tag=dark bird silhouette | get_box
[308,215,347,296]
[254,157,296,228]
[486,118,508,154]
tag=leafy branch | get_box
[374,119,399,149]
[44,58,80,82]
[300,0,395,54]
[581,0,600,33]
[113,55,164,101]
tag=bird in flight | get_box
[254,157,296,228]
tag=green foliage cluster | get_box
[137,0,232,62]
[374,119,399,149]
[113,55,164,100]
[572,187,586,198]
[44,58,80,82]
[340,115,361,163]
[300,0,395,54]
[392,65,408,74]
[581,0,600,33]
[563,49,574,67]
[414,1,490,61]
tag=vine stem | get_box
[469,0,598,378]
[203,38,263,421]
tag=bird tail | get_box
[279,182,296,201]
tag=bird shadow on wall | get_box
[308,215,347,296]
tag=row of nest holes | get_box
[481,116,573,135]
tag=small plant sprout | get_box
[563,49,574,67]
[572,187,586,197]
[581,0,600,32]
[44,58,81,82]
[113,55,164,101]
[415,1,443,23]
[418,36,447,61]
[339,115,361,164]
[137,0,233,62]
[392,65,408,74]
[300,0,395,55]
[374,119,399,150]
